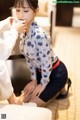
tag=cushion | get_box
[0,104,52,120]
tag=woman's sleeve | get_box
[40,36,52,89]
[25,58,36,81]
[0,60,13,101]
[0,27,18,60]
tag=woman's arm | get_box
[39,35,52,89]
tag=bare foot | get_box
[8,93,17,104]
[15,92,28,104]
[17,91,32,104]
[15,96,23,105]
[8,93,23,105]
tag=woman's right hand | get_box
[12,20,27,33]
[23,80,37,95]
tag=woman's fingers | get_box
[30,90,39,99]
[23,87,34,95]
[23,86,29,93]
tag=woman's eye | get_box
[16,10,20,12]
[24,11,28,13]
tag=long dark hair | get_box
[14,0,38,11]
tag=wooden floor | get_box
[46,27,80,120]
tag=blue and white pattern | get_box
[19,21,58,88]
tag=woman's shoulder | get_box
[31,21,48,40]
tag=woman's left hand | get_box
[31,84,44,99]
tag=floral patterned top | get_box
[19,21,58,88]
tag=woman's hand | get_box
[23,80,37,95]
[12,20,27,33]
[31,84,44,99]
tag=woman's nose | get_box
[19,12,24,20]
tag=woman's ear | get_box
[34,7,39,15]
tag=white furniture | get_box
[72,7,80,27]
[0,104,52,120]
[35,0,56,37]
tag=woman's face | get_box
[15,1,37,25]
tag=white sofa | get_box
[0,104,52,120]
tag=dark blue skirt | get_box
[36,61,68,102]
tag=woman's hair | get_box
[14,0,38,11]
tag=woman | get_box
[14,0,71,106]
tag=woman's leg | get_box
[29,97,46,107]
[19,61,68,106]
[29,62,68,106]
[56,78,71,99]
